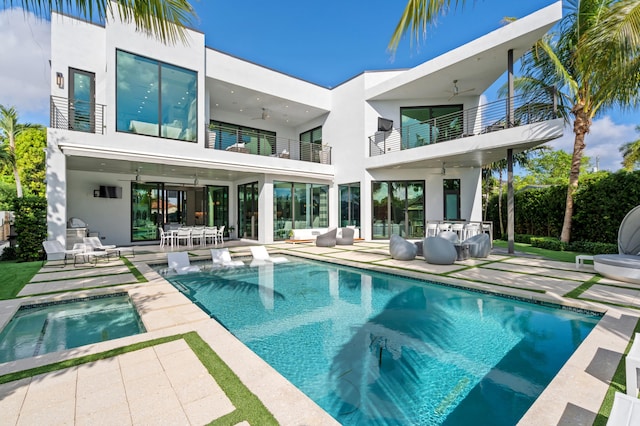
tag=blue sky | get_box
[1,0,638,171]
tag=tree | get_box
[390,0,640,243]
[620,125,640,170]
[12,127,47,197]
[0,105,33,198]
[3,0,196,44]
[519,148,590,186]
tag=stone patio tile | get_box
[75,384,129,417]
[18,274,138,296]
[483,262,594,281]
[76,368,126,395]
[127,385,184,424]
[0,377,30,425]
[502,257,577,271]
[581,284,640,306]
[76,357,120,380]
[17,396,75,425]
[75,404,133,426]
[450,267,583,294]
[30,265,130,282]
[324,250,392,263]
[374,258,464,274]
[140,303,210,330]
[286,245,344,255]
[152,338,190,357]
[129,291,192,314]
[183,392,236,425]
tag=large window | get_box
[209,121,276,155]
[339,183,360,228]
[273,181,329,240]
[117,50,197,142]
[443,179,461,220]
[400,105,463,148]
[238,182,259,240]
[372,181,424,239]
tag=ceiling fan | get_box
[446,80,475,101]
[252,107,270,120]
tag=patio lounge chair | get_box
[249,246,288,264]
[42,240,84,266]
[336,227,355,245]
[594,205,640,284]
[211,248,244,267]
[607,392,640,425]
[167,252,201,275]
[83,236,135,257]
[316,228,337,247]
[389,234,417,260]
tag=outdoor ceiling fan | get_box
[252,107,270,120]
[447,80,475,101]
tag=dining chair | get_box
[191,227,205,246]
[216,225,226,245]
[175,228,192,247]
[204,227,217,245]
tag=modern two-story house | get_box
[46,2,563,247]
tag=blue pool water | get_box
[165,259,600,425]
[0,293,145,363]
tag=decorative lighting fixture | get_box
[56,72,64,89]
[135,168,141,182]
[194,173,199,186]
[441,162,446,176]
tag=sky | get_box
[0,0,638,172]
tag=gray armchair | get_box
[316,228,337,247]
[336,227,355,245]
[389,234,417,260]
[423,236,457,265]
[464,233,491,258]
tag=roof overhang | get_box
[365,2,562,102]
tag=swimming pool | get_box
[0,293,145,364]
[165,258,600,425]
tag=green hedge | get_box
[13,196,47,262]
[486,170,640,245]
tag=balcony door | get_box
[68,68,95,132]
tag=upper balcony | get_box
[368,93,558,158]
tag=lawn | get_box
[0,260,41,300]
[492,240,584,264]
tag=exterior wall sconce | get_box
[56,72,64,89]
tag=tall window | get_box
[209,121,276,155]
[339,183,360,228]
[400,105,463,148]
[116,50,197,142]
[300,126,322,162]
[273,181,329,240]
[238,182,259,240]
[372,181,424,239]
[443,179,461,220]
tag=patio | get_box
[0,240,638,425]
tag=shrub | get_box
[567,241,618,255]
[531,237,567,251]
[13,196,47,262]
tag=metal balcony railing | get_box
[368,93,558,156]
[50,96,106,134]
[206,124,331,164]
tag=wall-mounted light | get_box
[56,72,64,89]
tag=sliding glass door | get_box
[371,181,424,239]
[273,181,329,240]
[238,182,259,239]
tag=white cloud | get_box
[0,8,50,125]
[546,116,638,172]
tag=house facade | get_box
[46,2,563,247]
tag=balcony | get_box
[368,93,558,156]
[206,124,331,164]
[50,96,106,135]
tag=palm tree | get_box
[0,105,35,198]
[620,126,640,170]
[390,0,640,243]
[4,0,196,44]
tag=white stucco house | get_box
[46,2,563,248]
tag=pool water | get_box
[165,259,600,425]
[0,293,145,364]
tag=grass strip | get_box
[0,334,182,385]
[183,333,278,426]
[492,240,581,263]
[0,261,42,300]
[594,318,640,425]
[121,257,148,283]
[564,276,600,299]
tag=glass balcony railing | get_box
[206,124,331,164]
[50,96,106,134]
[368,92,559,156]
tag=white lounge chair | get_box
[249,246,288,265]
[83,236,135,257]
[42,240,84,266]
[607,392,640,425]
[211,248,244,267]
[167,252,201,275]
